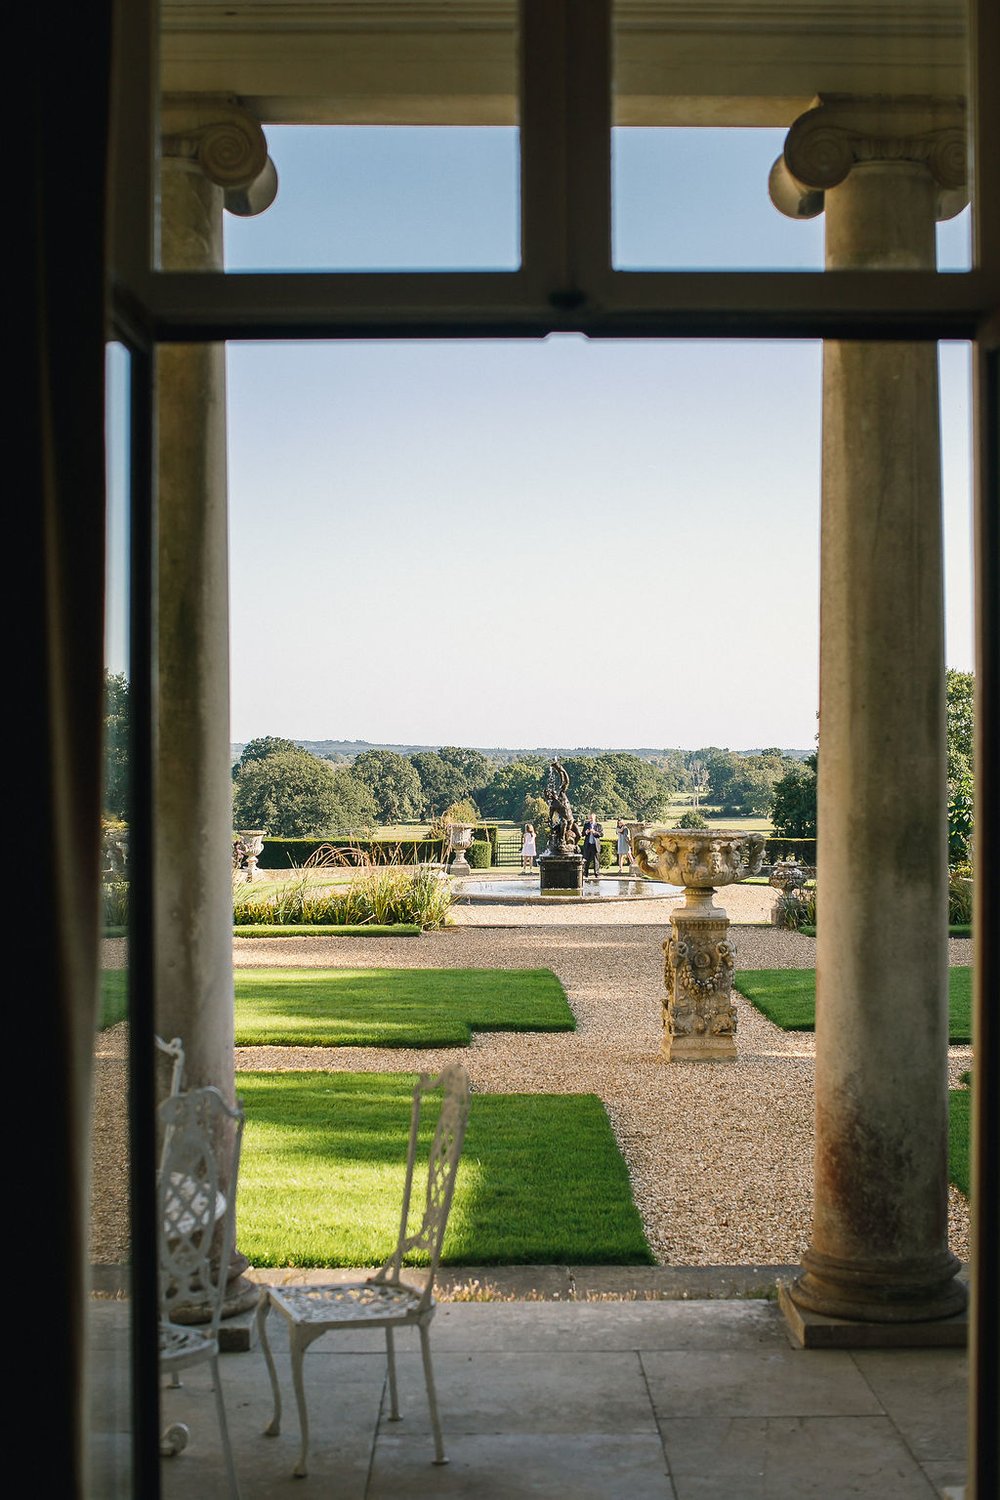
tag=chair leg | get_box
[418,1323,448,1465]
[257,1295,282,1437]
[211,1353,242,1500]
[385,1327,401,1420]
[289,1326,312,1478]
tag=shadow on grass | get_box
[236,1071,653,1269]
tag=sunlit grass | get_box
[236,1071,653,1267]
[233,967,573,1047]
[734,968,972,1043]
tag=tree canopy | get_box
[234,736,298,776]
[946,669,975,864]
[946,669,974,782]
[350,748,423,822]
[233,749,376,836]
[408,751,468,817]
[103,671,130,821]
[771,754,818,838]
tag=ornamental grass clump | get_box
[232,848,454,930]
[773,884,817,931]
[103,881,129,928]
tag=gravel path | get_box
[94,889,973,1268]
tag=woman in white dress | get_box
[521,823,537,871]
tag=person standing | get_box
[521,823,537,872]
[616,819,633,872]
[581,812,603,879]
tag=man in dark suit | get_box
[581,812,603,879]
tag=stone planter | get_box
[446,823,474,875]
[237,829,266,882]
[635,828,765,1062]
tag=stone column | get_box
[156,100,276,1317]
[770,98,968,1333]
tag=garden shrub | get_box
[675,810,708,829]
[773,885,817,931]
[467,839,492,869]
[103,881,129,928]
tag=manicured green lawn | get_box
[236,1071,653,1267]
[948,1086,971,1198]
[101,970,128,1030]
[734,967,972,1043]
[233,968,574,1047]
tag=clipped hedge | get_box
[257,836,447,869]
[763,836,817,865]
[467,839,492,869]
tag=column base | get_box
[781,1245,967,1329]
[779,1278,968,1348]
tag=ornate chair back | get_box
[377,1064,470,1306]
[158,1086,244,1340]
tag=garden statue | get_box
[636,828,766,1061]
[539,759,584,893]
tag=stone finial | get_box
[769,95,968,223]
[161,96,278,216]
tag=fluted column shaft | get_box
[772,98,967,1324]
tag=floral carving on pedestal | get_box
[637,828,763,1062]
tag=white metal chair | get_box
[257,1063,471,1478]
[158,1085,245,1500]
[154,1034,186,1181]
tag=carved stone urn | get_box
[237,829,266,882]
[447,823,475,875]
[635,828,766,1061]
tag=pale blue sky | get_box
[110,126,976,751]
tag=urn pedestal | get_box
[447,823,474,874]
[635,829,765,1062]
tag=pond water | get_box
[457,876,684,904]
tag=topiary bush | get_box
[675,811,708,829]
[467,839,492,869]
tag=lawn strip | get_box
[734,967,972,1043]
[236,1071,653,1267]
[233,967,573,1048]
[948,1085,971,1199]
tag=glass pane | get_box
[158,2,520,271]
[613,0,973,271]
[88,342,133,1495]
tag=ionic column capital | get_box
[769,95,967,223]
[161,95,278,217]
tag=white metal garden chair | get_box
[257,1062,471,1479]
[154,1034,186,1180]
[158,1084,245,1500]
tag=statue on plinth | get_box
[539,759,584,893]
[545,759,580,855]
